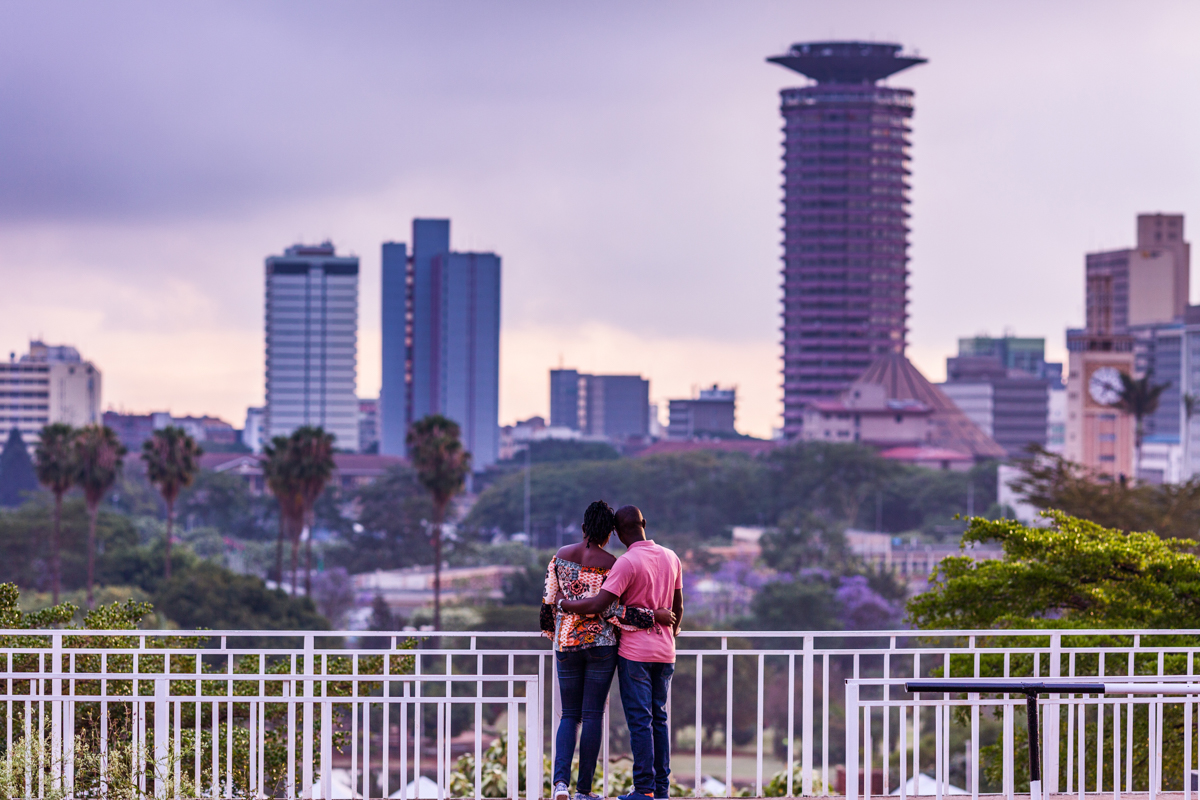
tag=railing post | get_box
[321,690,333,800]
[155,677,168,799]
[303,634,315,799]
[52,632,62,794]
[1046,634,1061,794]
[508,688,519,800]
[803,635,814,796]
[527,680,542,800]
[846,681,859,800]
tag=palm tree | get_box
[263,435,305,593]
[142,427,202,581]
[1117,371,1171,481]
[263,427,335,595]
[290,427,336,597]
[73,424,126,607]
[34,423,76,603]
[406,415,471,631]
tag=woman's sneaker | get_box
[553,782,570,800]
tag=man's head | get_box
[615,505,647,547]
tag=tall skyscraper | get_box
[380,220,501,468]
[768,42,926,438]
[264,242,359,449]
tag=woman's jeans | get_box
[553,645,617,793]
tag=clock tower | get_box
[1065,333,1135,479]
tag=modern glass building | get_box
[264,242,359,449]
[380,220,501,468]
[767,42,926,438]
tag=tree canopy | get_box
[1010,447,1200,540]
[907,510,1200,630]
[465,443,998,544]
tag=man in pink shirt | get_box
[561,506,684,799]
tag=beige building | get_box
[0,341,102,447]
[1137,213,1190,321]
[1064,335,1136,479]
[1067,214,1189,479]
[800,382,935,447]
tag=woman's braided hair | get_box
[582,500,617,547]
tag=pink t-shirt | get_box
[603,540,683,663]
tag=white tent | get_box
[891,774,967,795]
[310,769,361,799]
[389,776,444,799]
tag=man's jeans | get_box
[554,645,617,794]
[617,656,675,797]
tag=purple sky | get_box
[2,1,1199,437]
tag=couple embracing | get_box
[540,501,684,800]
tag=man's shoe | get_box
[574,793,601,800]
[616,793,652,800]
[554,782,570,800]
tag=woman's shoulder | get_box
[583,547,617,569]
[555,543,583,562]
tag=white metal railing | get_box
[3,628,1200,798]
[0,631,543,800]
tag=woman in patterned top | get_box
[542,500,675,800]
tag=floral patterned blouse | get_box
[540,556,656,651]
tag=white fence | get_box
[1,629,1199,798]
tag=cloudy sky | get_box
[2,1,1199,438]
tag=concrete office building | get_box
[767,42,927,437]
[667,385,737,439]
[264,242,359,450]
[103,411,236,452]
[549,369,650,440]
[940,358,1051,459]
[244,407,265,453]
[380,220,500,468]
[358,398,379,454]
[939,336,1059,459]
[0,341,101,448]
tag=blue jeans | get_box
[617,656,675,797]
[554,645,617,794]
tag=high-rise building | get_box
[264,242,359,450]
[768,42,927,438]
[1087,214,1189,335]
[380,220,500,468]
[939,338,1057,459]
[548,369,650,440]
[0,341,101,447]
[549,369,582,430]
[667,385,737,440]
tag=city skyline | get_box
[2,2,1200,438]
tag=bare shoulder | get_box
[556,543,584,562]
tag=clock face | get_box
[1088,366,1124,406]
